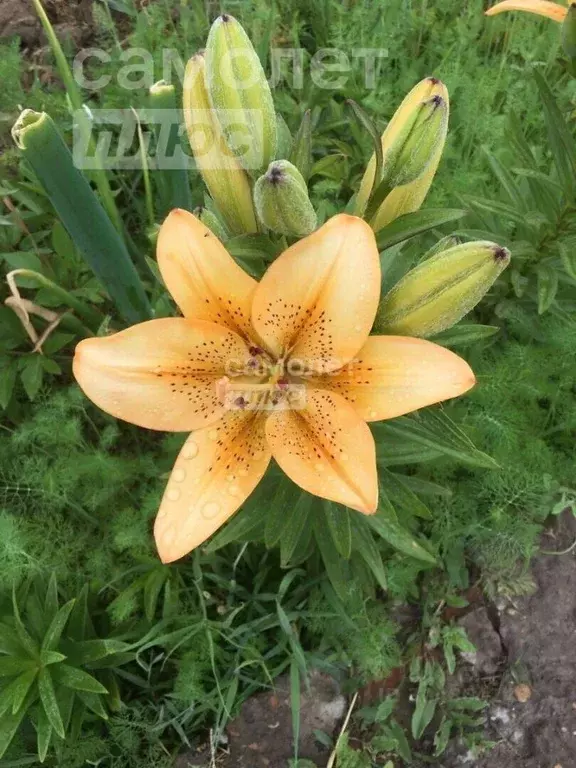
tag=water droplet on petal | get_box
[226,474,235,483]
[314,462,323,472]
[201,502,221,519]
[208,429,219,441]
[228,485,241,497]
[167,488,180,502]
[354,324,362,332]
[172,468,186,483]
[163,527,176,547]
[369,410,377,419]
[183,442,199,459]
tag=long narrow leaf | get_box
[12,111,151,325]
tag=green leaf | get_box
[412,689,437,740]
[0,697,29,759]
[66,585,92,642]
[44,575,59,625]
[430,324,499,348]
[13,111,151,324]
[558,241,576,280]
[65,639,129,666]
[533,70,576,197]
[375,410,499,470]
[536,265,558,315]
[40,651,66,666]
[313,518,351,601]
[205,475,275,552]
[366,487,437,564]
[55,664,108,695]
[10,668,38,715]
[143,569,168,623]
[42,600,75,652]
[433,716,452,756]
[0,360,18,409]
[290,660,301,761]
[38,668,65,739]
[75,690,109,720]
[12,590,39,658]
[265,477,297,549]
[280,493,314,567]
[290,110,312,182]
[347,99,383,199]
[0,657,36,677]
[322,502,352,559]
[35,706,52,763]
[464,195,528,227]
[386,720,412,762]
[380,468,432,520]
[394,475,452,498]
[350,517,387,591]
[376,209,467,251]
[19,356,44,401]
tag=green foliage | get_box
[0,575,133,762]
[0,0,574,766]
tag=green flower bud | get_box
[375,241,511,337]
[254,160,317,237]
[183,53,258,235]
[205,14,277,174]
[386,95,448,188]
[193,206,230,241]
[562,3,576,61]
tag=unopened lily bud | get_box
[355,78,449,232]
[183,53,257,235]
[562,4,576,61]
[205,14,277,174]
[375,241,511,337]
[193,206,229,241]
[421,235,462,261]
[254,160,317,237]
[385,95,448,188]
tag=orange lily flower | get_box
[73,211,476,564]
[485,0,569,22]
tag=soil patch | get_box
[444,509,576,768]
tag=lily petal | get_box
[486,1,568,21]
[155,410,271,562]
[251,215,380,372]
[73,318,251,431]
[265,389,378,514]
[311,336,476,421]
[157,209,257,340]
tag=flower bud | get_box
[205,14,277,174]
[355,78,449,232]
[193,206,229,241]
[375,241,511,337]
[562,3,576,61]
[386,95,448,187]
[183,53,257,235]
[254,160,317,237]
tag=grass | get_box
[0,0,575,765]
